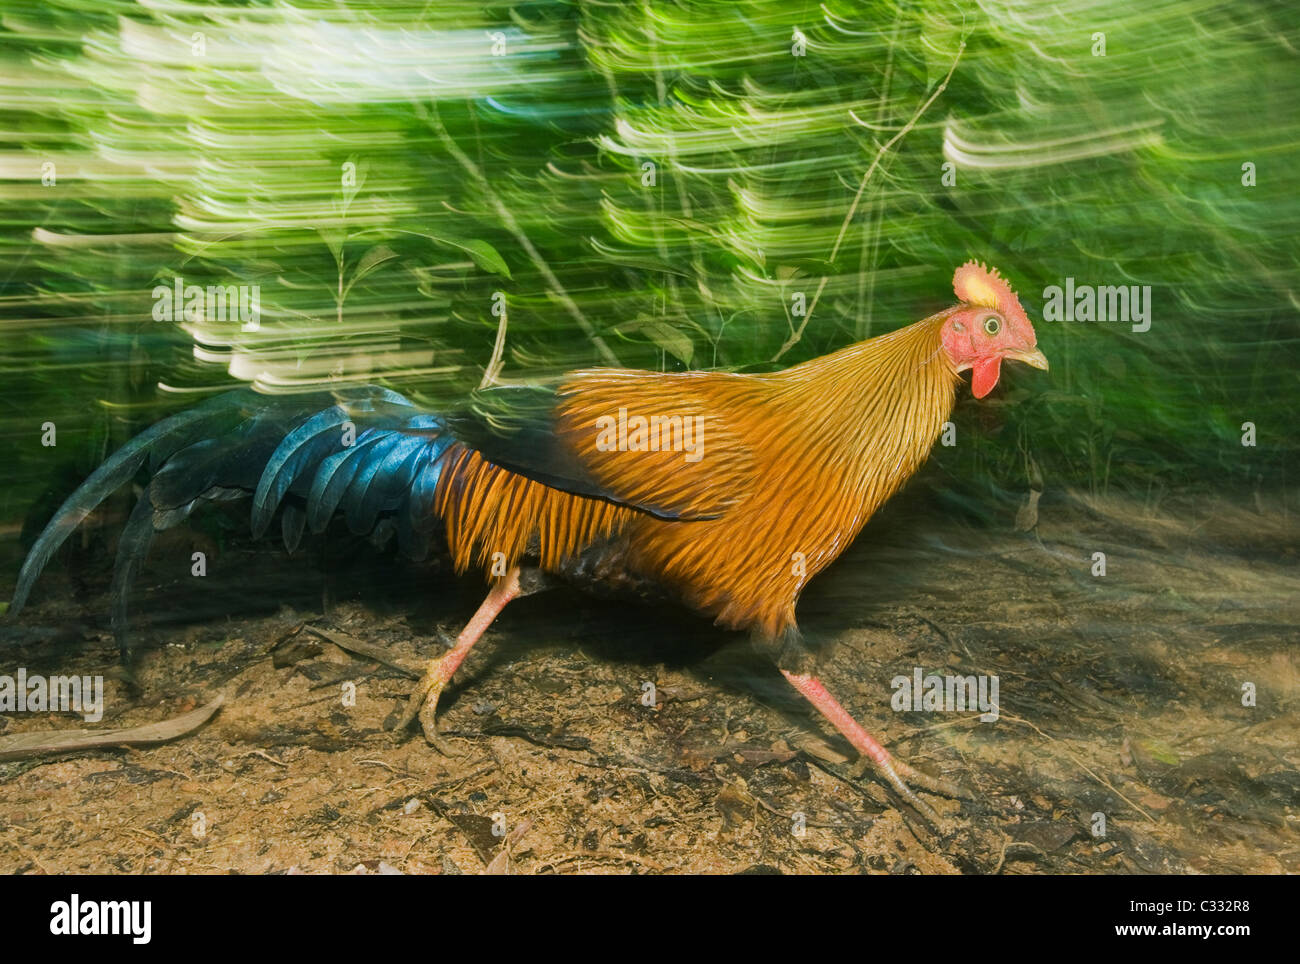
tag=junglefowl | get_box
[10,261,1047,817]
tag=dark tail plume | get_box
[10,386,456,655]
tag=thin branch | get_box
[857,8,905,340]
[771,41,966,363]
[427,107,622,368]
[480,303,508,388]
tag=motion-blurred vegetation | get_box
[1,0,1296,562]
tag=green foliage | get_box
[0,0,1296,537]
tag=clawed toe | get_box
[890,757,969,801]
[851,755,966,825]
[394,656,459,753]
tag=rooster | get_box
[10,261,1046,818]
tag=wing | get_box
[446,369,761,520]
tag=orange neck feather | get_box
[627,313,961,636]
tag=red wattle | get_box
[971,355,1002,399]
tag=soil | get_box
[0,487,1296,874]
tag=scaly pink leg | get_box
[398,567,522,750]
[781,670,962,821]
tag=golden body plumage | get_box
[434,313,959,640]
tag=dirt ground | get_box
[0,487,1296,874]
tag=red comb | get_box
[953,261,1035,343]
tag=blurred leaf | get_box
[445,238,512,280]
[343,244,399,299]
[317,226,346,266]
[625,318,694,365]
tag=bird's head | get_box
[940,261,1048,398]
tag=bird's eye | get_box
[983,316,1001,335]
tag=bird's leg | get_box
[396,566,525,751]
[781,670,964,822]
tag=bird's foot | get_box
[392,569,525,753]
[395,652,460,755]
[891,756,968,800]
[850,754,966,825]
[780,670,968,826]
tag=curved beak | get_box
[1008,347,1049,371]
